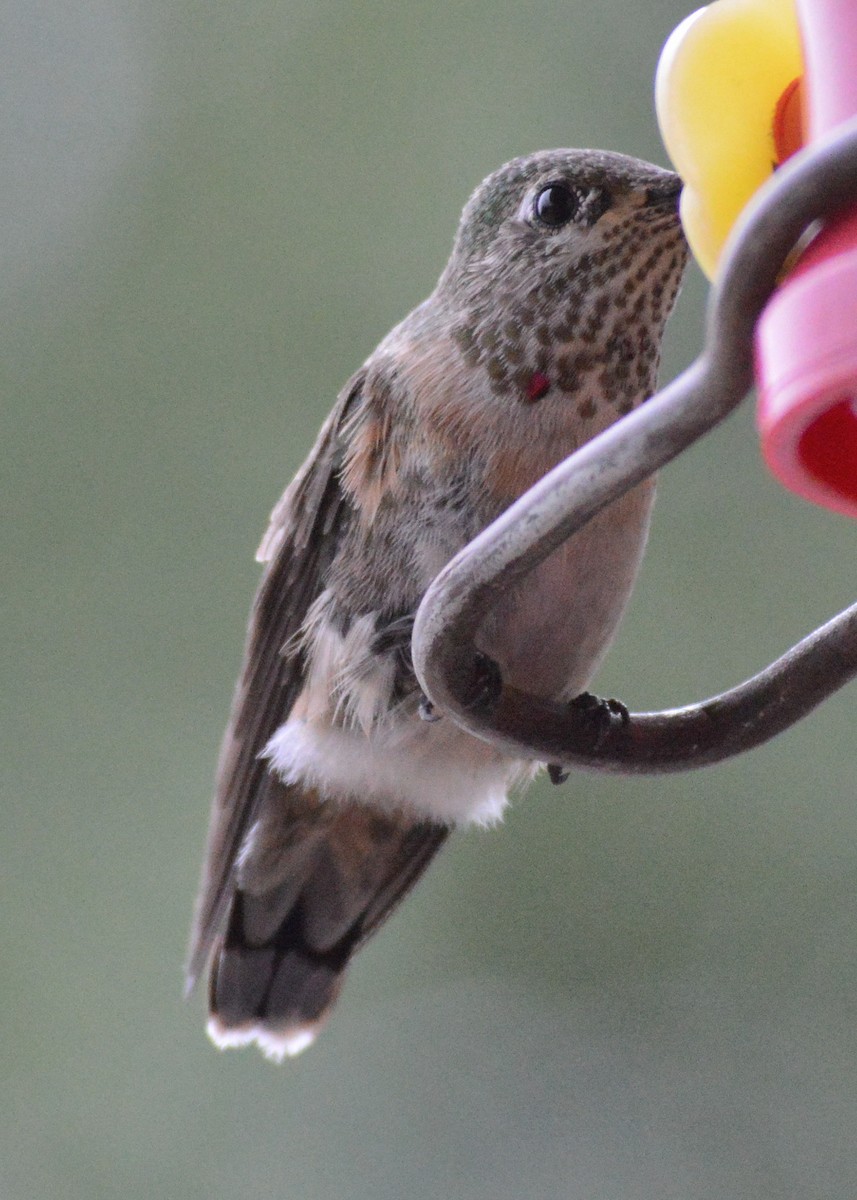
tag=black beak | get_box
[646,173,683,210]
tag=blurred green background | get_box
[3,1,857,1196]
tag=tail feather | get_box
[206,805,448,1060]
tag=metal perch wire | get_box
[412,117,857,774]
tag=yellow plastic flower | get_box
[656,0,805,279]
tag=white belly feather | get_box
[264,715,535,826]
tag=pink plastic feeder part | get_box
[756,0,857,517]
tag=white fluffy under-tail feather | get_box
[263,715,536,826]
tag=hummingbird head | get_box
[439,149,688,416]
[445,148,684,289]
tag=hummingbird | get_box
[187,149,688,1061]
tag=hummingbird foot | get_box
[547,762,569,785]
[418,695,442,722]
[567,691,630,750]
[460,652,504,714]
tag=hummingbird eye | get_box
[533,183,579,228]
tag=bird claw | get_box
[547,762,569,785]
[418,695,442,722]
[567,691,630,749]
[461,652,504,713]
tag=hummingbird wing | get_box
[187,370,448,1056]
[186,377,362,991]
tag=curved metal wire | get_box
[412,117,857,773]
